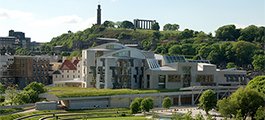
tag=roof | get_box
[72,59,80,66]
[150,66,176,71]
[53,70,61,74]
[60,60,77,70]
[97,37,119,41]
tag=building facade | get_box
[82,43,247,89]
[52,58,84,87]
[0,56,51,88]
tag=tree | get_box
[252,55,265,71]
[24,82,46,94]
[4,86,19,105]
[179,29,194,39]
[217,87,264,119]
[163,23,179,31]
[232,41,257,67]
[255,106,265,120]
[102,20,115,28]
[130,100,141,114]
[119,20,134,29]
[198,89,217,114]
[0,83,5,102]
[195,112,204,120]
[151,22,160,31]
[246,76,265,97]
[238,25,259,42]
[141,97,153,112]
[169,45,182,55]
[162,97,172,109]
[215,24,240,41]
[226,62,236,69]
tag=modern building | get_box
[0,37,16,50]
[82,43,247,89]
[0,55,15,86]
[53,58,84,87]
[8,56,50,88]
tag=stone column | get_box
[178,95,181,106]
[141,21,144,29]
[192,94,195,105]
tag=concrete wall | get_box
[35,101,57,110]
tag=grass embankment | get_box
[47,87,180,98]
[0,108,146,120]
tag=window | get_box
[67,70,69,73]
[67,75,69,78]
[196,75,214,83]
[73,75,75,78]
[62,75,64,78]
[168,75,181,82]
[158,75,166,89]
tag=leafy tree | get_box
[102,20,115,28]
[252,55,265,71]
[232,41,257,67]
[238,25,259,42]
[130,99,141,114]
[215,24,240,41]
[198,89,217,114]
[119,20,134,29]
[162,97,172,109]
[179,29,194,39]
[246,76,265,97]
[195,112,204,120]
[24,82,46,94]
[255,106,265,120]
[169,45,182,55]
[183,111,193,120]
[4,86,19,105]
[226,62,236,69]
[141,97,153,112]
[0,83,5,102]
[217,87,264,119]
[163,23,179,31]
[217,97,235,118]
[151,22,160,31]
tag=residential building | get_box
[0,55,15,86]
[82,43,247,89]
[10,56,50,88]
[53,58,84,87]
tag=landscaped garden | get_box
[0,108,147,120]
[47,86,180,98]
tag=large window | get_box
[168,75,181,82]
[158,75,166,89]
[196,75,214,83]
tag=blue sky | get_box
[0,0,264,42]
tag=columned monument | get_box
[134,19,156,29]
[97,4,101,25]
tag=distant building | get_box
[81,43,247,89]
[9,30,31,49]
[9,56,50,88]
[0,37,16,50]
[52,58,84,87]
[0,55,15,86]
[133,19,156,29]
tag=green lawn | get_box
[88,116,148,120]
[0,108,142,120]
[47,87,180,98]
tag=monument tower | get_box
[97,4,101,25]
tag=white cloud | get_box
[0,8,96,42]
[0,8,33,20]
